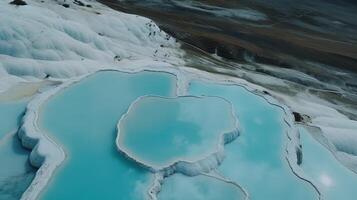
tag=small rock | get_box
[292,112,303,122]
[263,90,270,95]
[73,0,85,6]
[114,55,121,61]
[9,0,27,6]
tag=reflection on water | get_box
[39,71,176,200]
[299,127,357,200]
[119,96,236,168]
[189,81,317,200]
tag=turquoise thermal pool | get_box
[117,96,238,169]
[0,100,35,200]
[299,127,357,200]
[0,100,27,139]
[188,81,317,200]
[38,71,176,199]
[158,174,244,200]
[12,69,356,200]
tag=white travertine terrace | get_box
[115,95,240,171]
[17,66,320,200]
[1,0,356,200]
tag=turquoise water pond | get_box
[158,174,244,200]
[188,81,317,200]
[299,127,357,200]
[0,100,27,139]
[0,100,35,200]
[118,96,237,168]
[39,71,176,199]
[30,70,357,200]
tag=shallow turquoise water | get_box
[0,134,35,200]
[299,127,357,200]
[188,81,317,200]
[0,100,35,200]
[158,174,244,200]
[119,96,237,168]
[0,100,27,139]
[29,70,348,200]
[39,71,176,200]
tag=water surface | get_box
[118,96,237,168]
[0,100,27,139]
[299,127,357,200]
[189,81,317,200]
[39,71,176,199]
[159,174,244,200]
[0,100,35,200]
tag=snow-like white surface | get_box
[315,119,357,151]
[273,91,357,173]
[0,0,184,83]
